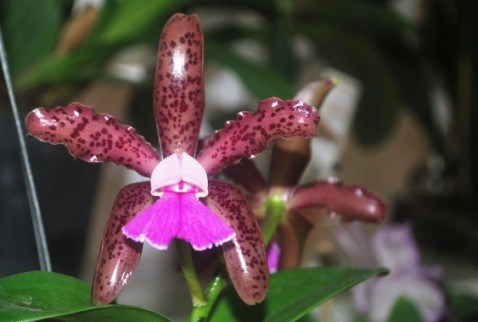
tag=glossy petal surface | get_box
[122,192,234,251]
[288,179,386,223]
[154,13,204,157]
[92,182,153,304]
[198,98,319,176]
[26,103,160,177]
[206,180,269,305]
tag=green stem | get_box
[176,240,206,306]
[189,275,227,322]
[261,195,287,245]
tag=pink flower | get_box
[25,13,320,305]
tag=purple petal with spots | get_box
[92,182,154,304]
[206,180,269,305]
[154,13,204,157]
[288,179,387,223]
[123,192,235,251]
[26,103,160,177]
[268,78,336,188]
[198,98,320,176]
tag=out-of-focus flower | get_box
[224,79,387,271]
[335,223,446,322]
[25,13,321,305]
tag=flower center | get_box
[150,152,208,198]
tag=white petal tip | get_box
[190,232,236,251]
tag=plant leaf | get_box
[16,0,195,90]
[0,0,61,77]
[205,40,295,100]
[386,297,424,322]
[209,266,388,322]
[448,290,478,322]
[88,0,194,45]
[0,271,171,322]
[302,26,401,145]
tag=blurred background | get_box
[0,0,477,321]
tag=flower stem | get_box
[176,240,206,306]
[261,195,287,245]
[189,275,227,322]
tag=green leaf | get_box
[0,0,61,77]
[89,0,194,45]
[205,40,295,100]
[301,26,401,145]
[16,0,195,90]
[448,290,478,322]
[386,297,424,322]
[266,26,298,82]
[210,266,388,322]
[0,271,172,322]
[296,313,318,322]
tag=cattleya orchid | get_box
[224,79,387,271]
[25,13,320,305]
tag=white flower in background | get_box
[335,223,446,322]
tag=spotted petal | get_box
[269,78,335,187]
[92,182,154,304]
[26,103,160,177]
[206,180,269,305]
[122,192,235,251]
[154,13,204,157]
[288,179,387,223]
[198,98,319,176]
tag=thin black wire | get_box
[0,26,52,272]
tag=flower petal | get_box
[26,103,160,177]
[277,213,312,270]
[369,274,445,322]
[293,78,336,107]
[92,182,154,304]
[154,13,204,157]
[122,192,235,251]
[268,137,311,188]
[150,152,208,196]
[372,223,421,273]
[206,180,269,305]
[288,179,387,223]
[266,241,281,273]
[198,98,319,176]
[122,192,179,249]
[222,158,268,199]
[177,193,235,250]
[268,78,335,188]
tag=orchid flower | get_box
[223,78,387,271]
[25,13,320,305]
[335,223,446,322]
